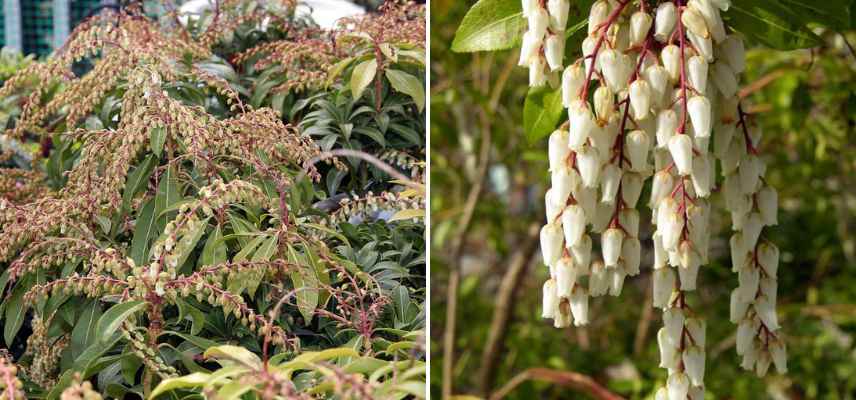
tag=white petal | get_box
[569,100,596,150]
[654,2,677,42]
[770,339,787,374]
[626,130,651,171]
[561,204,586,247]
[619,209,640,238]
[742,212,763,250]
[545,34,565,71]
[757,241,779,278]
[608,268,626,296]
[545,188,564,221]
[668,134,694,175]
[688,56,708,93]
[682,346,706,386]
[529,7,549,39]
[686,317,706,347]
[600,163,623,203]
[594,86,615,123]
[518,31,540,66]
[681,6,709,39]
[630,11,653,46]
[577,146,602,187]
[602,228,624,267]
[570,287,590,325]
[588,1,609,36]
[756,295,779,330]
[663,307,685,344]
[630,80,653,120]
[658,327,679,368]
[737,264,760,301]
[667,372,690,400]
[719,35,746,73]
[571,234,592,269]
[540,223,564,265]
[688,31,714,61]
[562,64,585,107]
[691,154,712,197]
[653,267,675,308]
[688,96,712,139]
[621,172,644,208]
[542,279,558,318]
[589,260,609,296]
[546,0,570,30]
[650,170,675,207]
[622,237,641,276]
[551,166,575,203]
[549,129,571,171]
[661,45,681,82]
[758,186,778,226]
[653,232,668,269]
[736,319,756,355]
[730,288,749,323]
[712,62,738,98]
[555,257,577,298]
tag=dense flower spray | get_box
[533,0,785,396]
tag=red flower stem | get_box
[578,0,631,101]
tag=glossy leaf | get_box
[451,0,524,52]
[523,86,564,144]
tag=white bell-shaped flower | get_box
[721,140,743,175]
[542,279,558,318]
[594,86,615,122]
[608,268,626,296]
[663,307,686,344]
[562,64,585,107]
[644,65,670,107]
[657,327,679,368]
[683,346,706,386]
[561,204,586,247]
[620,172,643,208]
[686,317,706,347]
[549,129,571,171]
[756,295,779,330]
[630,11,653,46]
[590,120,617,159]
[656,109,678,148]
[730,288,749,323]
[737,264,760,301]
[736,318,756,355]
[529,58,548,87]
[661,45,681,82]
[574,184,598,217]
[540,223,564,265]
[653,267,675,308]
[545,34,565,71]
[668,134,694,175]
[654,2,677,42]
[588,0,609,36]
[602,228,624,267]
[547,0,570,30]
[713,121,736,158]
[710,0,731,11]
[600,49,632,92]
[619,208,640,237]
[624,130,649,171]
[589,260,609,296]
[691,154,712,197]
[600,163,623,203]
[570,288,590,325]
[522,0,539,17]
[667,372,690,400]
[569,100,596,149]
[687,56,708,93]
[688,31,714,61]
[554,300,572,328]
[529,6,550,39]
[555,256,577,298]
[742,212,763,250]
[622,237,641,275]
[681,6,709,39]
[518,31,540,67]
[592,202,614,233]
[582,37,598,76]
[757,241,779,278]
[571,233,592,268]
[729,233,748,273]
[770,339,787,374]
[712,62,738,98]
[576,146,602,188]
[757,186,778,226]
[545,188,564,221]
[678,243,701,291]
[663,213,685,252]
[741,343,759,372]
[720,35,746,73]
[630,80,653,120]
[691,0,725,42]
[653,232,668,269]
[688,96,712,139]
[551,166,575,204]
[760,277,777,305]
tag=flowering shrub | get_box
[0,1,425,398]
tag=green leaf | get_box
[350,59,378,100]
[247,235,279,297]
[150,126,167,157]
[204,345,262,369]
[149,372,211,399]
[451,0,525,53]
[154,166,181,225]
[327,57,354,87]
[523,86,564,144]
[217,381,253,400]
[122,155,155,210]
[175,299,206,335]
[130,199,157,265]
[727,0,823,50]
[96,301,146,343]
[163,330,219,350]
[199,225,227,267]
[3,282,28,347]
[775,0,851,30]
[288,245,319,324]
[71,301,102,359]
[173,217,211,270]
[385,69,425,112]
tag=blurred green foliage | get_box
[430,1,856,399]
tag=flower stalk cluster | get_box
[532,0,784,396]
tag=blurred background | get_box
[430,0,856,398]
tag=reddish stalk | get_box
[578,0,632,101]
[675,1,690,134]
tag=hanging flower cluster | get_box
[533,0,784,396]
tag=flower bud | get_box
[653,267,675,308]
[592,203,614,233]
[576,146,602,187]
[713,121,736,158]
[692,0,726,43]
[656,109,678,149]
[518,31,540,66]
[683,346,706,386]
[688,96,712,139]
[589,260,609,296]
[541,223,564,265]
[588,1,609,36]
[630,80,653,120]
[678,242,700,290]
[736,318,756,355]
[730,288,749,323]
[756,295,779,330]
[667,372,690,400]
[621,172,644,208]
[602,228,624,267]
[653,232,668,269]
[542,279,558,318]
[590,121,617,159]
[594,86,615,122]
[626,130,651,171]
[719,35,746,73]
[663,306,685,344]
[545,34,565,71]
[737,264,759,301]
[619,208,640,238]
[574,184,598,216]
[608,268,626,296]
[742,212,763,249]
[630,11,653,46]
[688,31,714,61]
[741,338,759,371]
[757,241,779,278]
[555,257,577,298]
[688,56,708,93]
[644,65,669,107]
[621,237,641,275]
[600,49,632,92]
[668,134,694,175]
[600,163,622,203]
[661,45,681,82]
[570,288,590,325]
[760,277,777,305]
[681,6,709,39]
[545,188,564,221]
[549,129,571,171]
[551,165,576,203]
[562,64,585,107]
[547,0,570,30]
[721,140,743,175]
[658,327,679,368]
[561,204,586,247]
[568,100,595,149]
[529,7,549,39]
[712,62,738,98]
[654,2,677,42]
[571,233,592,267]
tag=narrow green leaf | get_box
[3,282,28,347]
[122,156,155,210]
[247,235,279,297]
[451,0,524,53]
[70,301,102,358]
[287,245,319,324]
[350,59,378,100]
[727,0,823,50]
[775,0,851,30]
[154,166,181,225]
[130,199,157,265]
[149,372,211,399]
[175,299,206,335]
[95,301,146,343]
[172,217,211,270]
[385,69,425,112]
[199,225,227,267]
[150,126,167,157]
[204,345,262,368]
[523,86,564,144]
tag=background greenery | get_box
[430,0,856,399]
